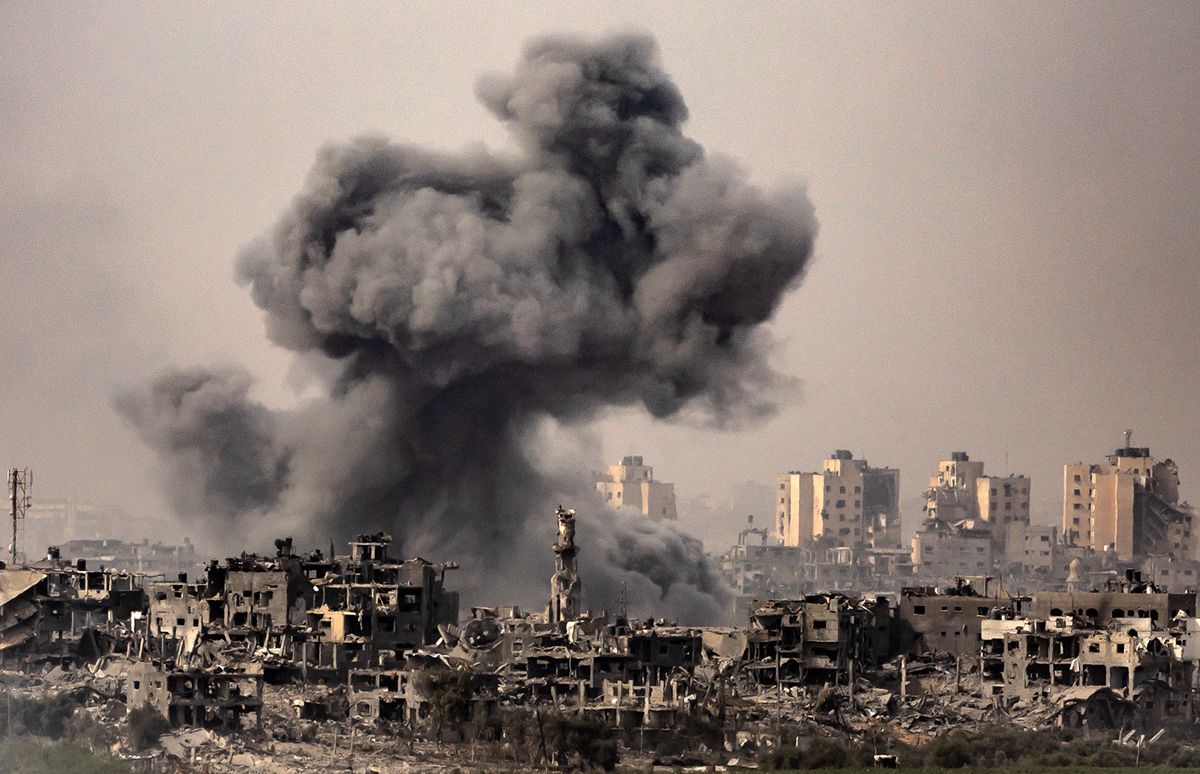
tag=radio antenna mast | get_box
[7,468,32,565]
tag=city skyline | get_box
[2,4,1197,555]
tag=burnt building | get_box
[127,659,263,729]
[895,580,1010,657]
[1032,570,1195,628]
[307,536,458,658]
[746,594,890,686]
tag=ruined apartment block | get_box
[127,659,264,729]
[922,451,1031,562]
[747,595,891,686]
[1063,440,1196,561]
[6,499,1200,763]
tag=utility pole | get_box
[7,468,31,566]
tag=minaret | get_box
[548,505,581,623]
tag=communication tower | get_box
[7,467,31,565]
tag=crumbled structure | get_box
[0,547,146,666]
[347,667,407,722]
[719,525,799,614]
[720,527,914,619]
[980,578,1196,729]
[306,534,458,671]
[126,659,263,729]
[11,508,1200,768]
[547,506,580,623]
[110,533,459,731]
[1032,570,1195,626]
[746,595,890,686]
[1063,440,1196,561]
[0,567,44,660]
[921,451,1031,564]
[910,518,994,579]
[980,614,1080,699]
[27,550,145,663]
[148,575,210,643]
[58,537,201,579]
[1141,554,1200,591]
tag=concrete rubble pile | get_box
[2,510,1200,769]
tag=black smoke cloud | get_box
[117,33,816,623]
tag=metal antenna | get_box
[8,468,32,565]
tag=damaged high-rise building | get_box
[775,450,901,550]
[913,452,1032,577]
[1062,436,1196,561]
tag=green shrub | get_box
[0,739,130,774]
[413,666,474,741]
[0,691,82,740]
[545,712,619,771]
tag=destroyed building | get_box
[1140,554,1200,592]
[127,659,264,729]
[58,537,201,579]
[6,502,1200,768]
[1032,569,1195,626]
[149,576,210,643]
[920,451,1032,566]
[0,567,43,660]
[746,595,891,686]
[980,605,1196,729]
[4,549,147,664]
[910,519,994,579]
[895,579,1009,657]
[309,534,459,656]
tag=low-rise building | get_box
[126,660,263,729]
[911,519,994,578]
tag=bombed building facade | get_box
[1063,439,1196,561]
[5,499,1200,770]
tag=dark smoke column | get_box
[118,32,817,621]
[548,505,580,623]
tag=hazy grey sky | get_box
[2,2,1197,547]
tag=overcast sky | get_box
[2,2,1197,548]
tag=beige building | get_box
[910,520,993,578]
[596,456,677,520]
[775,450,900,549]
[1002,522,1058,576]
[924,452,1030,554]
[1062,442,1195,561]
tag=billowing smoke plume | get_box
[117,33,816,623]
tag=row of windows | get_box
[911,604,991,615]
